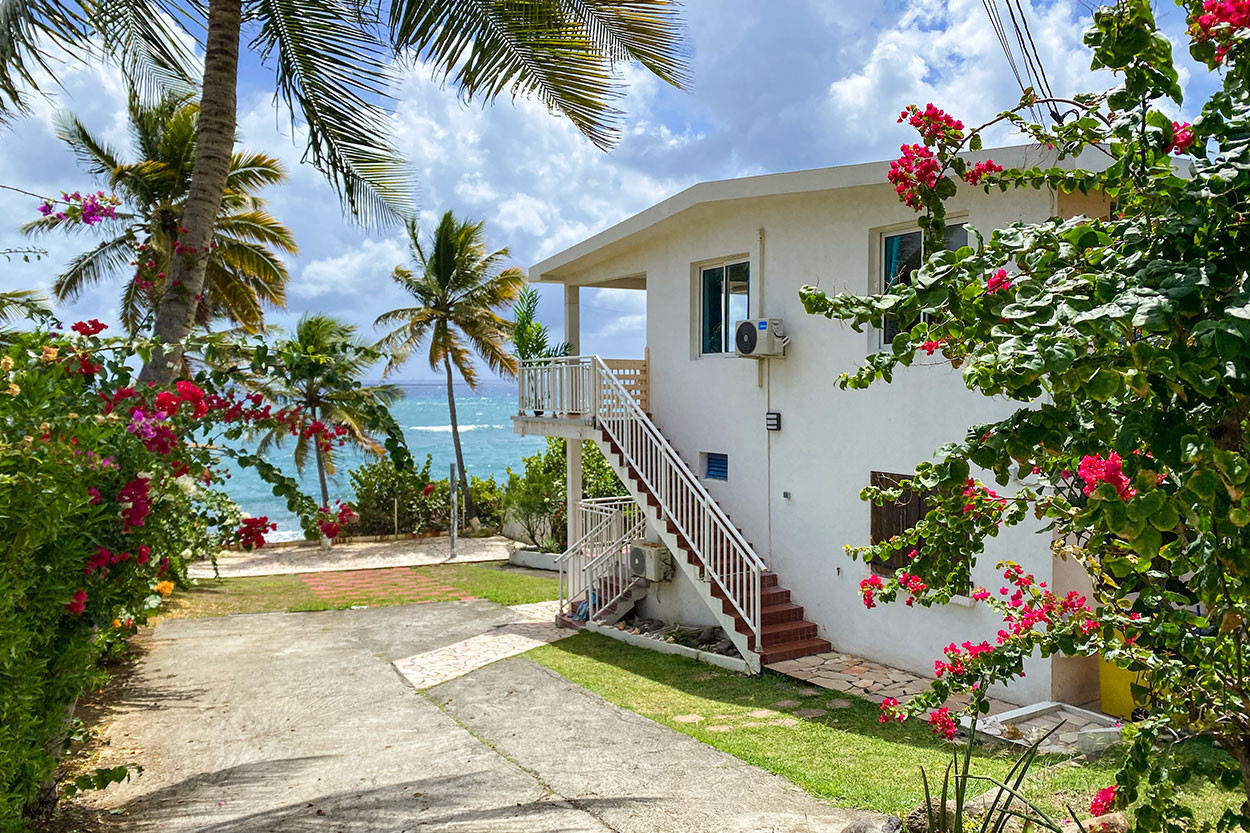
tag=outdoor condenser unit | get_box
[734,318,787,358]
[629,541,673,582]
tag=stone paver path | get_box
[300,566,474,604]
[393,600,569,690]
[189,534,514,578]
[768,651,1112,753]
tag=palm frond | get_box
[0,1,86,119]
[53,110,124,176]
[87,0,200,104]
[388,0,688,149]
[215,209,298,252]
[51,233,138,302]
[226,150,288,194]
[0,289,48,323]
[250,0,415,226]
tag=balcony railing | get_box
[518,353,649,418]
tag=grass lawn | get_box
[159,563,558,620]
[529,632,1238,823]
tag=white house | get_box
[514,145,1108,707]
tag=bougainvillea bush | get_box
[0,317,409,830]
[800,0,1250,828]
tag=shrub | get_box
[0,322,409,830]
[347,454,435,535]
[503,438,625,548]
[800,1,1250,823]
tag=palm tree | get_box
[256,314,402,523]
[375,211,524,527]
[511,286,572,362]
[23,93,296,335]
[0,1,688,384]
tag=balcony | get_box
[514,354,649,438]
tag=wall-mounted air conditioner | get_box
[734,318,787,358]
[629,541,673,582]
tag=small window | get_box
[881,224,967,345]
[868,471,926,576]
[704,452,729,481]
[700,260,749,354]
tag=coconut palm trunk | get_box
[138,0,242,384]
[444,357,478,528]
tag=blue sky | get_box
[0,0,1212,381]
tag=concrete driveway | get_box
[92,600,872,832]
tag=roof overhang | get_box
[529,143,1109,284]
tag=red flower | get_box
[65,589,88,615]
[117,476,152,532]
[71,319,107,336]
[1089,785,1117,816]
[962,158,1003,185]
[1077,452,1137,501]
[928,707,958,740]
[136,545,151,565]
[1169,121,1195,154]
[422,482,437,497]
[858,574,883,609]
[888,143,943,210]
[86,486,102,504]
[238,516,277,550]
[920,337,945,355]
[986,269,1013,294]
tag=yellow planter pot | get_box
[1099,658,1142,719]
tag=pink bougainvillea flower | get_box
[71,319,107,336]
[1089,785,1117,816]
[962,159,1003,185]
[986,269,1014,294]
[65,589,88,615]
[1170,121,1195,153]
[928,707,958,740]
[1077,452,1137,500]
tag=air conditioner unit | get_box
[629,541,673,582]
[734,318,786,358]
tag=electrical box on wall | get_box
[766,411,781,431]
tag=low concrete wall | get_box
[585,621,750,674]
[510,548,561,571]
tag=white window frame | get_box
[867,217,968,352]
[693,255,751,358]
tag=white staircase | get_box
[527,356,830,672]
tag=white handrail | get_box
[584,514,647,620]
[522,356,764,647]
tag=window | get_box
[881,224,968,345]
[868,471,927,576]
[704,452,729,481]
[700,260,749,354]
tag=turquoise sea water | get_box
[221,379,545,540]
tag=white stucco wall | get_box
[544,173,1104,705]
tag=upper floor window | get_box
[881,224,967,345]
[700,260,749,354]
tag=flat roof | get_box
[530,143,1096,282]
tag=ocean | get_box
[220,379,546,540]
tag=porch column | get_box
[566,438,582,547]
[564,284,580,354]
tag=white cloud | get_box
[0,1,1218,376]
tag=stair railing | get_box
[584,513,647,621]
[520,356,765,648]
[556,496,637,616]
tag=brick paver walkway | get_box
[300,567,475,605]
[394,600,569,690]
